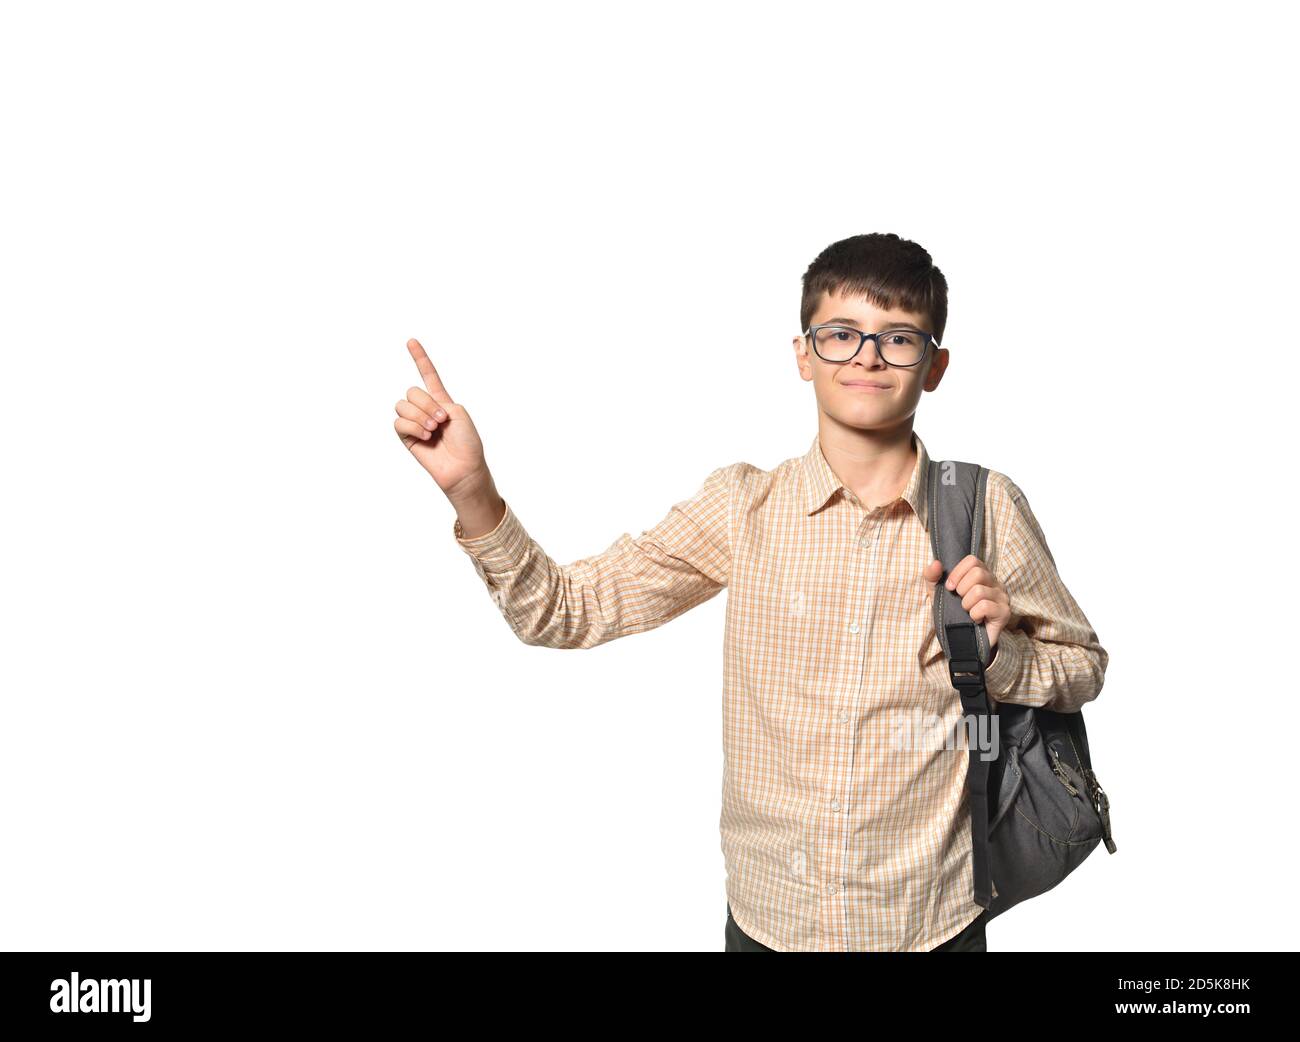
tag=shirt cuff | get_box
[452,498,531,573]
[983,627,1026,698]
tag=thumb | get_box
[923,558,944,584]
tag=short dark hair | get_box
[799,233,949,345]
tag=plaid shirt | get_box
[453,431,1108,951]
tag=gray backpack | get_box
[928,460,1116,919]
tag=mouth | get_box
[841,380,892,390]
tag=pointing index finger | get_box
[407,338,452,404]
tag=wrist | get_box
[446,468,495,509]
[451,480,506,540]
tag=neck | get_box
[816,417,917,511]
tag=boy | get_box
[392,232,1108,952]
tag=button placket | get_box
[843,502,890,921]
[833,498,870,942]
[858,504,886,549]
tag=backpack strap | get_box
[927,458,995,909]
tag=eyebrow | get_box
[822,317,926,332]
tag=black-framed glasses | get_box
[803,324,939,367]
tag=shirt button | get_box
[848,622,859,634]
[828,885,838,896]
[838,710,849,724]
[830,799,841,812]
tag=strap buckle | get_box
[947,657,986,689]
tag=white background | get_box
[2,1,1294,952]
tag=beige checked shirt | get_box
[452,430,1108,951]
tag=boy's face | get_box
[793,289,949,432]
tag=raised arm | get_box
[978,470,1109,713]
[392,337,732,649]
[451,465,733,648]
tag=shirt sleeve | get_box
[978,470,1109,712]
[451,464,734,649]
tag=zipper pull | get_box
[1084,768,1118,854]
[1049,746,1080,796]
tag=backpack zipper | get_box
[1083,766,1118,854]
[1048,745,1080,796]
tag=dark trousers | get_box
[725,904,988,952]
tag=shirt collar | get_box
[800,430,930,529]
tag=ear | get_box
[793,334,814,382]
[923,346,950,391]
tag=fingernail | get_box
[424,418,435,430]
[435,410,446,420]
[421,429,431,439]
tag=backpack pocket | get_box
[986,722,1102,918]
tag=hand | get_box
[922,555,1012,650]
[393,338,489,500]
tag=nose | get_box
[850,337,889,370]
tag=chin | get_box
[831,401,890,420]
[824,403,904,430]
